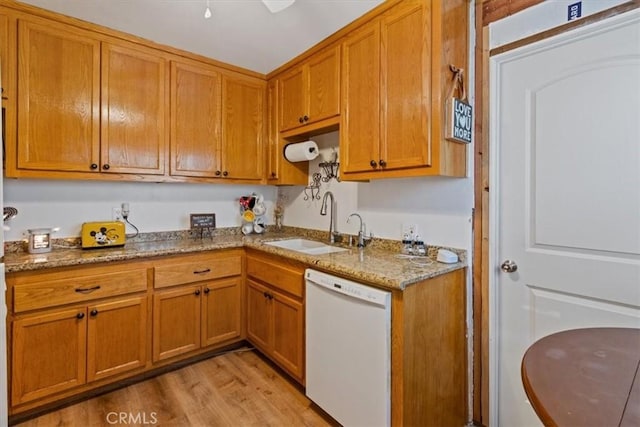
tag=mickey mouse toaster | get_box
[81,221,126,249]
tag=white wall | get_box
[279,132,474,250]
[3,179,277,241]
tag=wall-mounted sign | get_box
[190,213,216,229]
[446,98,473,144]
[568,2,582,21]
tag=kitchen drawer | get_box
[12,267,148,313]
[154,252,242,289]
[246,254,303,298]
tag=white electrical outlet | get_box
[401,223,418,238]
[112,207,123,221]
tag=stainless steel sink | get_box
[264,238,348,255]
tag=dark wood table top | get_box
[522,327,640,427]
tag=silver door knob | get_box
[501,260,518,273]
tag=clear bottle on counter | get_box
[402,233,413,255]
[414,235,426,256]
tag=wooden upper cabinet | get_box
[341,0,468,179]
[307,45,341,123]
[341,19,381,174]
[266,78,309,185]
[267,79,279,181]
[279,67,305,131]
[1,9,17,175]
[101,42,168,175]
[278,44,340,132]
[0,10,16,105]
[16,19,101,173]
[380,1,430,171]
[170,60,222,178]
[220,73,265,181]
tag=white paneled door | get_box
[490,9,640,427]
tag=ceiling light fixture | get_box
[262,0,296,14]
[204,0,212,19]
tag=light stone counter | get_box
[4,230,466,291]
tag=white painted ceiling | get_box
[17,0,386,74]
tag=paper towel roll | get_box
[284,141,319,162]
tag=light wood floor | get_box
[16,349,335,427]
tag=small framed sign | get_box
[190,213,216,229]
[445,65,473,144]
[446,98,473,144]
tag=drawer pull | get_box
[204,287,210,294]
[193,269,211,275]
[76,312,85,319]
[75,285,101,294]
[195,289,201,296]
[90,309,99,317]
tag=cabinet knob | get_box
[90,163,98,170]
[90,309,98,317]
[102,164,110,170]
[215,170,221,176]
[370,160,377,168]
[379,159,387,167]
[204,287,210,294]
[222,171,229,177]
[303,115,309,122]
[270,172,276,178]
[76,312,85,320]
[195,289,201,296]
[298,117,304,123]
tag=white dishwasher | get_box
[305,269,391,427]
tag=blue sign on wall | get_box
[446,98,473,144]
[568,2,582,21]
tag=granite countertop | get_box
[3,230,466,291]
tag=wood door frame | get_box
[472,1,638,425]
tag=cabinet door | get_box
[340,20,381,174]
[278,66,305,131]
[0,10,17,175]
[17,19,100,173]
[153,285,201,362]
[101,42,168,175]
[380,1,430,170]
[87,296,148,382]
[170,60,222,178]
[201,277,242,347]
[307,45,340,124]
[246,279,272,352]
[220,74,265,181]
[266,79,279,181]
[12,307,87,405]
[0,11,15,104]
[271,291,304,382]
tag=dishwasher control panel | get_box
[305,269,390,306]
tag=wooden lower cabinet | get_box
[11,294,147,406]
[11,307,87,405]
[153,278,243,362]
[202,277,242,347]
[87,296,148,382]
[153,285,201,361]
[245,251,305,384]
[246,279,304,383]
